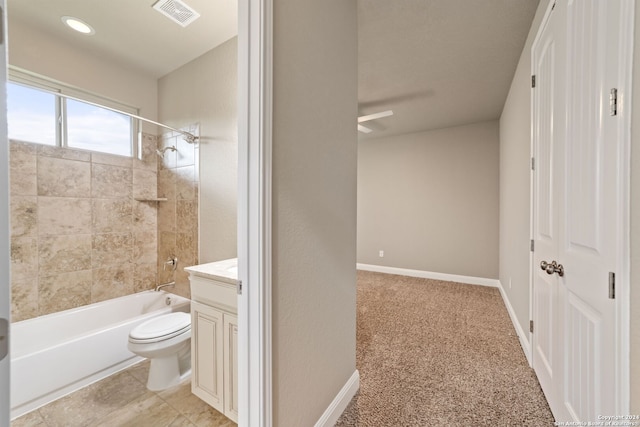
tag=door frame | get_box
[528,0,634,415]
[237,0,273,425]
[1,1,10,425]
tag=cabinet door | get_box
[191,302,224,413]
[223,314,239,423]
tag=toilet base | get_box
[145,341,191,391]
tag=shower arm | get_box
[30,88,199,144]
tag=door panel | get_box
[532,3,565,416]
[532,0,622,422]
[563,0,618,419]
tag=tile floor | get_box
[11,361,236,427]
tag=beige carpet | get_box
[336,271,555,427]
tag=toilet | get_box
[128,312,192,391]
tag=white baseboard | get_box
[314,370,359,427]
[356,263,500,288]
[497,281,532,366]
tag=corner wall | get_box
[271,0,358,424]
[357,121,500,279]
[158,37,238,273]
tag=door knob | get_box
[540,260,564,277]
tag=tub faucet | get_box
[155,281,175,292]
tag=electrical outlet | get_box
[379,250,384,257]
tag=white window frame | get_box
[8,67,140,157]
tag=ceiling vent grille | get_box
[152,0,201,27]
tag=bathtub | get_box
[10,290,190,420]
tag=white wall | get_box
[8,16,158,131]
[271,0,358,424]
[158,37,238,263]
[357,121,500,279]
[498,0,551,341]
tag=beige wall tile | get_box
[38,197,92,235]
[10,149,37,196]
[39,270,92,315]
[92,199,132,233]
[92,233,134,267]
[175,166,196,200]
[10,278,39,322]
[133,201,158,230]
[92,264,134,303]
[158,169,176,200]
[176,232,197,265]
[133,231,157,264]
[10,196,37,237]
[157,231,176,284]
[92,163,132,198]
[159,136,178,170]
[10,141,38,155]
[37,156,91,197]
[134,263,157,293]
[176,200,198,234]
[38,145,91,161]
[133,169,158,200]
[158,200,176,233]
[39,234,92,275]
[91,152,133,168]
[134,134,158,171]
[10,237,38,280]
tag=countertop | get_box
[184,258,238,285]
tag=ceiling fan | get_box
[357,110,394,133]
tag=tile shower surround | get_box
[9,130,198,322]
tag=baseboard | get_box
[497,280,532,366]
[314,370,359,427]
[356,263,500,288]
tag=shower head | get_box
[156,146,177,158]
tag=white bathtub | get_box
[10,290,190,420]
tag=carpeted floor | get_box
[335,270,555,427]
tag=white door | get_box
[0,1,10,425]
[532,1,567,419]
[532,0,628,422]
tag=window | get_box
[7,68,138,157]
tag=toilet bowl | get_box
[128,312,192,391]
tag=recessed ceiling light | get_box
[61,16,95,35]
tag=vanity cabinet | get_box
[186,259,238,424]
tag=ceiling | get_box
[358,0,540,139]
[7,0,238,78]
[7,0,538,138]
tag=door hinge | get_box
[531,157,535,171]
[530,239,535,252]
[610,88,618,116]
[531,75,536,88]
[237,280,243,295]
[609,272,615,299]
[530,320,534,333]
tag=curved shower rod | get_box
[30,88,199,144]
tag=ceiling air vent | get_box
[152,0,201,27]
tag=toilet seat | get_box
[129,312,191,344]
